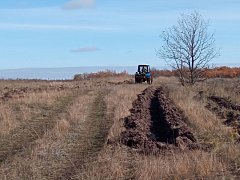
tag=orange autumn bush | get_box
[152,66,240,78]
[204,66,240,78]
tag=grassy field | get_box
[0,76,239,179]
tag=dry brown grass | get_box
[160,79,232,143]
[76,83,147,179]
[106,84,147,139]
[0,90,71,136]
[72,77,240,179]
[0,80,50,90]
[153,77,240,178]
[84,76,239,179]
[0,104,18,135]
[136,151,227,179]
[0,76,240,179]
[0,88,93,179]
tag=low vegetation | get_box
[73,70,128,80]
[0,72,239,179]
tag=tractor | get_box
[135,64,153,84]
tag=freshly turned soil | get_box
[121,87,198,153]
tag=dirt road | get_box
[45,90,112,179]
[0,88,113,179]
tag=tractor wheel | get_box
[147,77,151,84]
[135,78,139,84]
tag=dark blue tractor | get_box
[135,65,153,84]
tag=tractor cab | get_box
[138,65,150,74]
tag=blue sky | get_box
[0,0,239,69]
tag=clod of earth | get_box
[121,87,198,153]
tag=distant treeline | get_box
[152,66,240,78]
[73,66,240,80]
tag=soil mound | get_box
[209,96,240,111]
[206,95,240,139]
[121,87,198,153]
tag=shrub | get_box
[73,70,128,80]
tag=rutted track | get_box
[41,90,112,179]
[0,91,79,164]
[121,87,198,153]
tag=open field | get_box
[0,76,240,179]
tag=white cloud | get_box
[63,0,95,10]
[70,46,100,53]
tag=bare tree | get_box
[157,12,219,85]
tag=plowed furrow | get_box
[206,95,240,138]
[208,96,240,111]
[121,87,198,153]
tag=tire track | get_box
[0,91,80,164]
[42,90,112,180]
[121,87,198,153]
